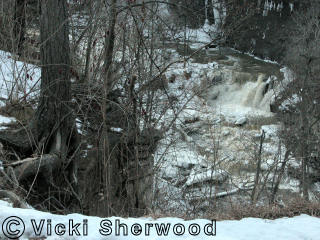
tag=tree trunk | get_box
[36,0,74,160]
[251,130,265,204]
[0,0,79,212]
[101,0,117,216]
[13,0,26,53]
[270,149,290,204]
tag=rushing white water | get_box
[241,74,271,110]
[207,72,275,121]
[153,46,299,214]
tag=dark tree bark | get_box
[13,0,26,53]
[0,0,79,212]
[36,0,75,161]
[101,0,117,217]
[0,0,75,159]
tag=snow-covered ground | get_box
[0,50,40,105]
[0,49,40,167]
[1,10,319,240]
[174,20,217,44]
[0,201,319,239]
[151,37,319,215]
[0,48,39,126]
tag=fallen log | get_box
[14,154,61,181]
[0,124,37,153]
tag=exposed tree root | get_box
[0,120,79,212]
[0,123,37,153]
[0,190,29,208]
[14,154,61,181]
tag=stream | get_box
[153,42,303,216]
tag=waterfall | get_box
[253,76,267,108]
[212,0,221,26]
[259,88,273,112]
[207,71,277,117]
[241,74,269,110]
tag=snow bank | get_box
[0,201,319,239]
[0,115,16,130]
[174,20,217,44]
[0,50,40,105]
[0,115,16,168]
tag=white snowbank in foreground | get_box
[0,201,319,239]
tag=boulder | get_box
[225,0,303,61]
[184,168,229,188]
[234,117,247,126]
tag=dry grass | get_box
[145,198,320,221]
[207,198,320,221]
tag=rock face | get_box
[234,117,247,126]
[225,0,302,61]
[168,0,226,28]
[167,0,305,61]
[168,0,206,28]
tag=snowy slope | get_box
[0,50,40,105]
[0,201,319,239]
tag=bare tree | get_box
[275,0,320,200]
[0,0,79,212]
[36,0,76,165]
